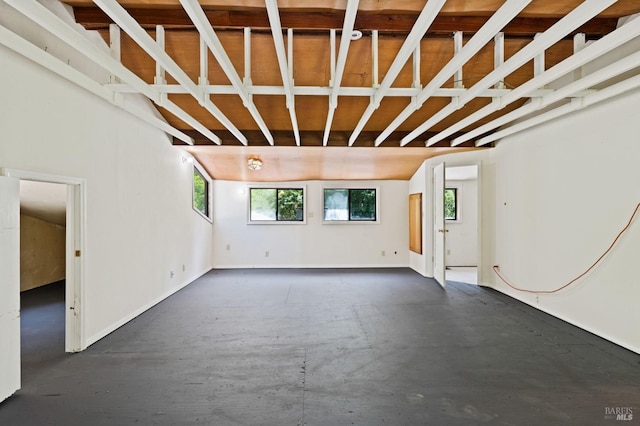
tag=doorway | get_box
[444,164,479,286]
[2,168,85,353]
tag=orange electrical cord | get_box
[493,202,640,294]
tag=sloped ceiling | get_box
[5,0,640,181]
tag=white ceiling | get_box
[20,180,67,226]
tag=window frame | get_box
[192,163,212,223]
[247,185,307,224]
[444,187,459,222]
[322,186,380,224]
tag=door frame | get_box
[438,161,483,286]
[432,162,446,288]
[1,168,86,352]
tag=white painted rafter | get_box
[323,0,360,146]
[265,0,300,146]
[375,0,532,146]
[3,0,220,144]
[92,0,247,145]
[477,73,640,146]
[0,23,193,144]
[467,49,640,147]
[179,0,274,145]
[409,0,617,147]
[442,14,640,147]
[347,0,446,146]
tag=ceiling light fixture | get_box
[247,158,262,170]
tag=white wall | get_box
[212,180,409,268]
[444,177,478,266]
[485,86,640,354]
[0,3,212,348]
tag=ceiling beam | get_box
[265,0,300,146]
[477,73,640,147]
[179,0,274,145]
[448,14,640,146]
[464,49,640,147]
[376,0,532,146]
[93,0,248,144]
[323,0,359,146]
[72,7,619,37]
[400,0,617,146]
[0,23,193,144]
[347,0,447,146]
[3,0,220,144]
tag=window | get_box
[193,166,210,220]
[250,188,304,222]
[324,188,377,221]
[444,188,457,221]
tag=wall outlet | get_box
[381,250,386,256]
[265,251,269,257]
[170,270,174,278]
[447,249,451,255]
[182,264,185,272]
[226,244,231,251]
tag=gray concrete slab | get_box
[1,269,639,425]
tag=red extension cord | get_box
[493,202,640,294]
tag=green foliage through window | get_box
[324,188,377,221]
[193,167,209,217]
[250,188,304,221]
[444,188,457,220]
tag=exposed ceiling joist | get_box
[398,0,618,147]
[265,0,300,146]
[348,0,446,146]
[0,23,194,144]
[465,49,640,148]
[323,0,359,146]
[449,14,640,146]
[477,72,640,146]
[179,0,274,145]
[93,0,248,144]
[3,0,220,144]
[377,0,532,146]
[71,7,620,38]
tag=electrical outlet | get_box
[226,244,231,251]
[182,264,185,272]
[265,250,269,257]
[447,249,451,255]
[170,270,174,278]
[381,250,386,256]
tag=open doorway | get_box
[444,165,479,285]
[19,181,68,370]
[2,168,85,353]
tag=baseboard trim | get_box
[85,267,212,349]
[488,283,640,355]
[212,263,410,269]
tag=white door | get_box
[433,163,446,288]
[0,176,21,402]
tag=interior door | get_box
[433,163,446,288]
[0,176,21,402]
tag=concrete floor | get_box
[2,269,639,425]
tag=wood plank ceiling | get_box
[6,0,640,180]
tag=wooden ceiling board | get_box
[184,145,481,182]
[62,0,640,18]
[291,33,332,86]
[51,0,639,180]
